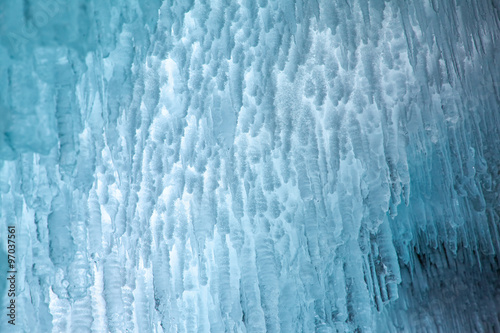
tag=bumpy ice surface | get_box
[1,0,500,332]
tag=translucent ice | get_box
[1,0,499,332]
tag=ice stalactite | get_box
[1,0,500,332]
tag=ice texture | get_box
[1,0,500,332]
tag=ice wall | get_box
[1,0,499,332]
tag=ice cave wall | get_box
[0,0,500,332]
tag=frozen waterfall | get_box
[1,0,500,332]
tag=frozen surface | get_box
[1,0,500,332]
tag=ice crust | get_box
[1,0,500,332]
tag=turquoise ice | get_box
[0,0,499,332]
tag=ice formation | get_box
[1,0,500,332]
